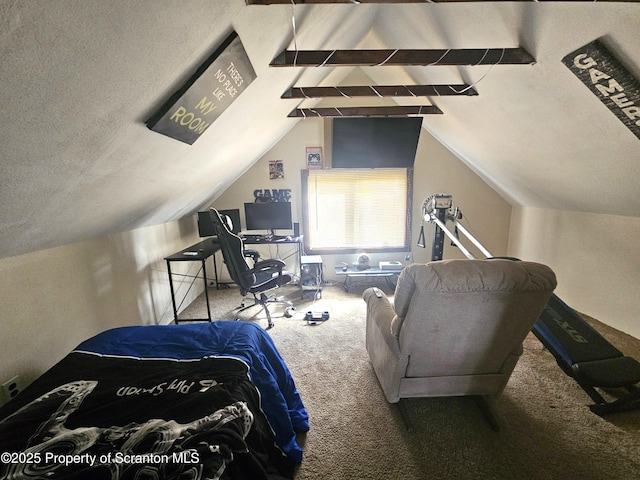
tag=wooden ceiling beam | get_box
[250,0,638,4]
[271,48,535,67]
[249,0,420,3]
[282,84,477,98]
[288,105,443,117]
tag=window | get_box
[301,168,412,254]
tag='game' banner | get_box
[562,40,640,141]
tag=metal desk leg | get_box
[166,260,179,323]
[201,259,212,322]
[212,252,220,289]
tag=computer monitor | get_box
[244,202,292,234]
[198,208,241,236]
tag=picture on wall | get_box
[269,160,284,179]
[306,147,323,170]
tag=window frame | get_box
[301,168,413,255]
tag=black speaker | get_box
[293,222,300,237]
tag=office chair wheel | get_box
[284,306,296,318]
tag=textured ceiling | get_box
[1,1,639,259]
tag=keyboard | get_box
[241,234,294,243]
[241,234,266,242]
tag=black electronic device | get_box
[300,255,323,300]
[197,211,215,237]
[331,117,422,169]
[198,208,241,236]
[244,202,293,234]
[305,310,330,325]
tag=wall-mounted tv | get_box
[244,202,292,233]
[331,117,422,168]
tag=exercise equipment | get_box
[420,193,640,416]
[534,295,640,414]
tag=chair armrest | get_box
[363,288,400,356]
[363,288,395,330]
[364,288,405,402]
[251,258,286,274]
[243,249,260,265]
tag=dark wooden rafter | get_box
[250,0,639,4]
[288,105,443,117]
[271,48,535,67]
[250,0,420,3]
[282,84,477,98]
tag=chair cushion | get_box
[420,258,557,293]
[393,259,556,327]
[249,271,292,293]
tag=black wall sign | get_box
[147,31,256,145]
[562,40,640,140]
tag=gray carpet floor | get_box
[179,282,640,480]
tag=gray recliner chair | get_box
[363,258,557,428]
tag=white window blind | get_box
[303,168,410,252]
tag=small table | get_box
[165,239,220,323]
[334,265,404,292]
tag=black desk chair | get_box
[209,209,294,329]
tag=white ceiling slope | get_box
[1,2,639,260]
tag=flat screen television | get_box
[331,117,422,168]
[198,208,241,236]
[244,202,292,234]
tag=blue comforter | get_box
[74,321,309,463]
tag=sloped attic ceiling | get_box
[1,1,639,260]
[363,4,640,214]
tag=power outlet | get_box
[0,375,26,406]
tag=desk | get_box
[165,236,302,323]
[165,239,220,323]
[335,265,403,292]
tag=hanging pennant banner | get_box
[147,31,256,145]
[562,40,640,140]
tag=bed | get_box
[0,321,309,480]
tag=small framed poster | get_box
[269,160,284,179]
[306,147,323,169]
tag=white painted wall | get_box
[509,207,640,339]
[0,219,201,388]
[411,128,512,264]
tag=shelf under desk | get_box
[334,265,404,292]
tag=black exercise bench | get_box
[532,294,640,415]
